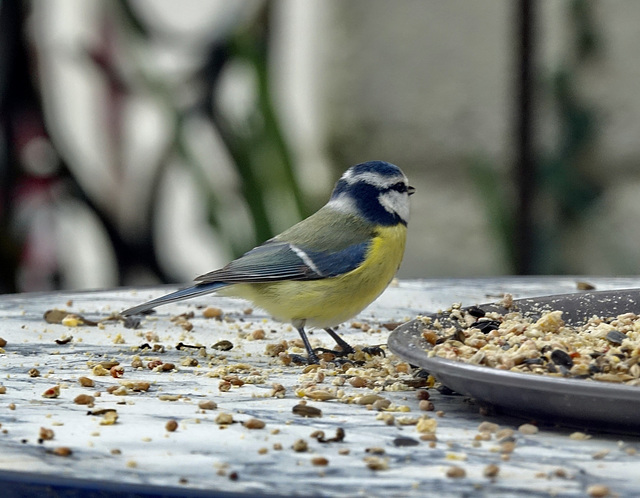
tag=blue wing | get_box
[196,239,371,283]
[121,240,370,316]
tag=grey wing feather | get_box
[196,241,320,283]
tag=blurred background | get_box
[1,0,639,294]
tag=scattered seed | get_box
[212,340,233,351]
[349,376,367,388]
[304,390,335,401]
[215,413,233,425]
[43,309,69,324]
[478,422,499,433]
[382,322,402,331]
[243,418,265,430]
[474,320,500,333]
[78,376,94,387]
[39,427,54,441]
[357,394,383,405]
[587,484,611,497]
[165,420,178,432]
[363,456,388,471]
[270,383,286,398]
[52,446,72,457]
[569,431,591,440]
[99,410,119,425]
[292,439,308,452]
[250,329,266,340]
[120,381,150,392]
[311,457,329,466]
[467,306,486,318]
[550,349,573,368]
[605,330,626,345]
[419,400,435,411]
[372,399,391,411]
[265,342,287,357]
[591,449,610,460]
[446,466,466,478]
[576,281,596,290]
[495,428,514,440]
[365,447,385,455]
[483,463,500,478]
[203,307,223,319]
[292,403,322,418]
[110,366,124,378]
[393,437,419,447]
[74,394,95,406]
[92,365,110,376]
[518,423,538,435]
[312,428,345,443]
[42,386,60,398]
[198,400,217,410]
[416,417,437,434]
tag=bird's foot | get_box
[289,353,321,365]
[360,345,386,357]
[314,345,385,358]
[313,346,354,358]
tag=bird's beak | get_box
[408,185,416,196]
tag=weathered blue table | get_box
[1,277,639,497]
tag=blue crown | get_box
[348,160,403,178]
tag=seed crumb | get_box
[292,439,308,452]
[518,423,538,435]
[446,466,466,478]
[586,484,611,497]
[483,464,500,478]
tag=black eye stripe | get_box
[386,182,407,193]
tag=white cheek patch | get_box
[379,191,410,223]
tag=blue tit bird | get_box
[122,160,414,364]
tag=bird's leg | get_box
[314,328,386,358]
[291,326,320,365]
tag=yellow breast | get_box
[222,224,407,328]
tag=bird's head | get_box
[327,161,415,226]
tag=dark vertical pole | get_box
[514,0,536,274]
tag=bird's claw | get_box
[289,353,320,365]
[360,346,386,357]
[313,345,385,358]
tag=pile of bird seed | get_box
[419,301,640,386]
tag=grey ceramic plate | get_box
[388,289,640,433]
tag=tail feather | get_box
[121,282,228,316]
